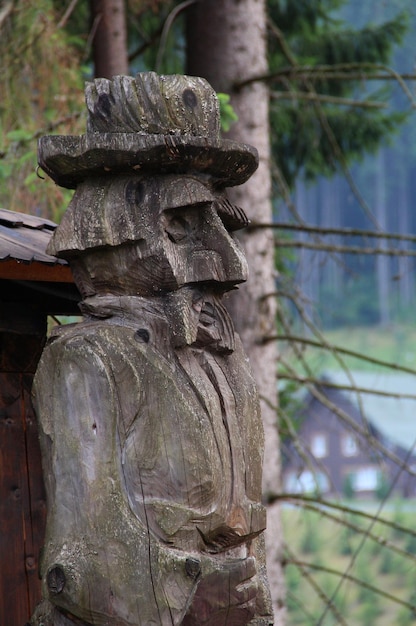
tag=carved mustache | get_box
[215,198,249,231]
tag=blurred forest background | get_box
[2,0,416,624]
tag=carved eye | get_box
[165,216,189,243]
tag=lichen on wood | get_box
[31,72,273,625]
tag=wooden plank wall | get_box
[0,323,47,625]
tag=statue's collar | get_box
[79,292,235,354]
[80,294,167,325]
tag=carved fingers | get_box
[182,557,258,625]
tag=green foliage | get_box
[269,0,343,38]
[128,1,185,75]
[217,93,238,132]
[358,596,382,624]
[338,526,353,555]
[404,532,416,556]
[378,547,394,574]
[285,562,302,611]
[284,504,416,625]
[343,474,355,499]
[0,0,408,224]
[283,501,416,626]
[300,513,322,553]
[270,103,404,186]
[397,591,416,626]
[392,508,407,540]
[319,274,380,328]
[267,0,409,188]
[278,379,304,440]
[0,0,83,218]
[375,473,390,501]
[301,15,408,68]
[397,606,415,626]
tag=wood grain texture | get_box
[33,298,272,624]
[0,339,46,625]
[31,72,273,625]
[38,73,257,190]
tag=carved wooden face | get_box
[161,201,248,289]
[69,174,248,296]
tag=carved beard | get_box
[166,287,235,353]
[194,295,235,353]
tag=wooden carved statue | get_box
[31,73,273,626]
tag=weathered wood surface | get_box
[0,208,65,265]
[31,72,273,625]
[38,74,258,190]
[0,207,80,314]
[0,325,47,625]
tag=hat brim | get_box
[38,133,259,190]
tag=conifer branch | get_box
[268,19,383,229]
[271,90,387,108]
[236,63,416,108]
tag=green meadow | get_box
[282,501,416,625]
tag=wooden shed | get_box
[0,209,80,624]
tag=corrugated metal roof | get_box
[326,370,416,450]
[0,209,79,314]
[0,208,65,266]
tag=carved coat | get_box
[34,296,272,625]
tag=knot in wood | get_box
[185,557,201,580]
[47,565,66,594]
[135,328,150,343]
[182,88,198,109]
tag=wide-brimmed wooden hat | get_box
[38,72,258,190]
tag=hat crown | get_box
[86,72,220,138]
[37,71,258,190]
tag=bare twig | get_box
[284,555,416,612]
[287,498,416,565]
[270,333,416,376]
[235,63,416,108]
[274,238,416,256]
[279,355,416,476]
[284,544,349,625]
[271,493,416,538]
[57,0,79,29]
[0,2,13,31]
[271,90,388,109]
[250,221,416,243]
[155,0,198,71]
[278,373,416,401]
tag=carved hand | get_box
[182,556,257,625]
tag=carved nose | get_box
[187,248,247,285]
[206,223,248,285]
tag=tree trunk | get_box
[186,2,285,622]
[91,0,128,78]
